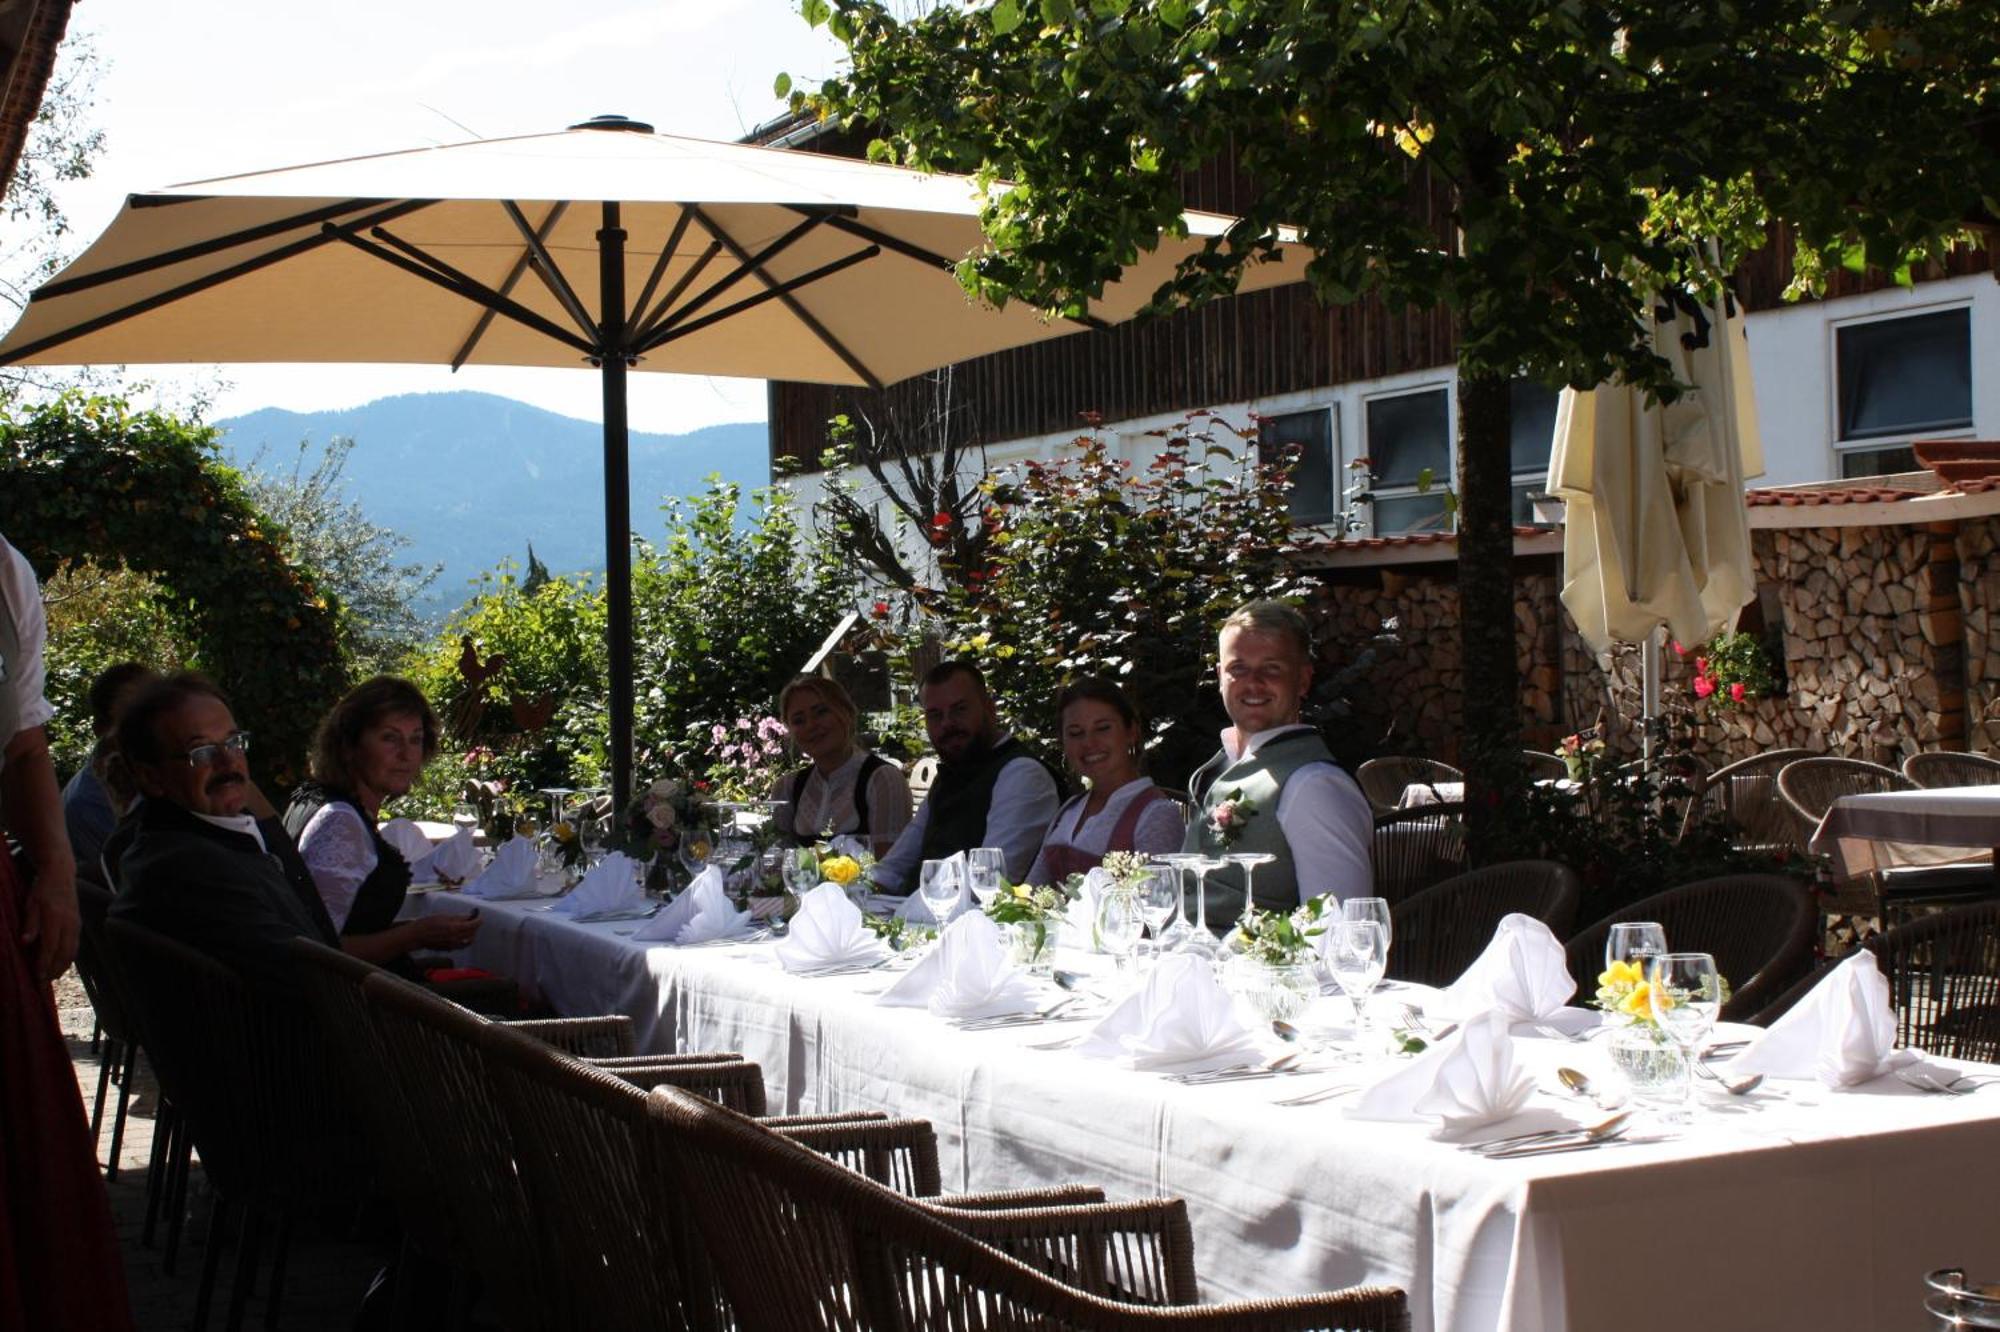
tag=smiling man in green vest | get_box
[872,660,1064,895]
[1183,600,1373,931]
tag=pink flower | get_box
[1729,681,1746,702]
[736,717,753,731]
[1694,657,1708,675]
[1693,675,1715,700]
[711,724,728,745]
[1670,640,1685,657]
[1215,801,1241,828]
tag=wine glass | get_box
[1605,921,1669,973]
[1340,896,1394,953]
[1328,919,1389,1032]
[1647,952,1722,1125]
[1183,854,1228,958]
[967,846,1007,908]
[918,858,964,927]
[1224,851,1276,913]
[1147,854,1199,952]
[1135,867,1181,962]
[782,846,821,896]
[1096,888,1146,974]
[450,800,479,836]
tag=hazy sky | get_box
[16,0,847,430]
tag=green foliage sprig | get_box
[1230,894,1331,968]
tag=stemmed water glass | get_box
[1096,888,1146,975]
[1647,951,1722,1125]
[782,845,821,896]
[1223,852,1275,912]
[967,846,1007,909]
[1183,854,1227,958]
[918,857,964,928]
[1328,919,1389,1033]
[1147,854,1200,952]
[1135,866,1181,963]
[1606,921,1668,973]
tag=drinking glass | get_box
[1184,855,1227,958]
[1605,921,1669,973]
[1135,867,1181,962]
[1340,896,1394,954]
[1224,851,1276,911]
[1647,951,1722,1125]
[918,858,964,926]
[450,801,479,836]
[1147,854,1199,952]
[967,847,1007,908]
[1096,889,1146,974]
[782,846,821,896]
[1328,919,1389,1032]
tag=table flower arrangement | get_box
[985,879,1075,971]
[1593,959,1728,1095]
[1556,730,1606,782]
[1225,895,1330,1021]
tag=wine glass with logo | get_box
[1647,951,1722,1125]
[1605,921,1668,974]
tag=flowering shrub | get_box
[1557,731,1607,781]
[687,714,791,801]
[1676,631,1774,709]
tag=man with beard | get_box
[872,660,1063,891]
[109,673,338,992]
[1183,600,1372,929]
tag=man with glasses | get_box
[108,673,338,991]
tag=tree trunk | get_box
[1454,361,1523,855]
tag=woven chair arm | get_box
[1145,1287,1411,1330]
[776,1118,942,1196]
[939,1184,1107,1210]
[585,1051,744,1067]
[759,1111,890,1127]
[609,1060,769,1115]
[506,1015,635,1058]
[923,1195,1200,1306]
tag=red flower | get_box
[1670,640,1685,656]
[930,512,953,530]
[1694,656,1708,675]
[1693,675,1715,699]
[1729,681,1746,702]
[871,600,890,619]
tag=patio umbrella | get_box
[1546,289,1765,745]
[0,115,1310,809]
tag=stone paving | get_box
[55,979,382,1331]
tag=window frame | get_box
[1828,301,1975,478]
[1360,380,1456,537]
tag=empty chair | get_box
[1754,901,2000,1060]
[1521,750,1570,783]
[1695,748,1817,854]
[1372,803,1467,907]
[1355,756,1464,814]
[647,1085,1410,1330]
[1780,756,1994,921]
[1903,750,2000,790]
[1564,874,1817,1022]
[1389,861,1582,986]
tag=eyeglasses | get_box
[179,731,251,768]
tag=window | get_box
[1835,307,1972,478]
[1364,386,1452,535]
[1510,378,1561,525]
[1259,408,1336,526]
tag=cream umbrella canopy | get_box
[0,114,1309,808]
[1547,290,1765,740]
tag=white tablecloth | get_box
[419,891,2000,1332]
[1810,784,2000,881]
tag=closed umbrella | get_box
[1547,290,1765,743]
[0,115,1309,808]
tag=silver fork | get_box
[1900,1069,1997,1095]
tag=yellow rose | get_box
[821,855,860,886]
[1011,884,1031,899]
[552,820,577,844]
[1621,981,1673,1019]
[1598,959,1644,990]
[688,837,713,861]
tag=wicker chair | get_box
[1779,756,1994,921]
[1388,861,1582,986]
[73,877,142,1179]
[1521,750,1569,783]
[1903,751,2000,790]
[104,920,366,1332]
[648,1085,1409,1331]
[1372,804,1468,908]
[1354,757,1464,814]
[1753,902,2000,1059]
[1563,874,1817,1022]
[1696,748,1817,853]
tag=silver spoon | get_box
[1556,1066,1623,1108]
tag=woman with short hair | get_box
[771,674,912,858]
[1025,677,1185,885]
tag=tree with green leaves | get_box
[797,0,1998,843]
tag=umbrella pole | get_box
[1641,629,1662,769]
[597,201,634,817]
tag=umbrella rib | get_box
[626,210,693,343]
[630,238,722,349]
[452,201,568,371]
[326,223,597,358]
[675,206,883,389]
[645,210,834,340]
[0,199,436,367]
[500,200,601,345]
[783,204,1112,333]
[31,198,396,301]
[638,244,882,364]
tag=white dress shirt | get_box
[1219,724,1374,905]
[873,735,1062,889]
[0,534,55,737]
[783,749,914,853]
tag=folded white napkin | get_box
[894,851,972,925]
[631,866,755,944]
[424,832,482,880]
[461,836,538,899]
[827,834,871,862]
[877,912,1039,1020]
[774,884,890,972]
[1730,952,1918,1087]
[1434,913,1577,1023]
[675,886,759,945]
[1076,953,1265,1074]
[378,818,435,866]
[1061,867,1112,945]
[1348,1012,1536,1135]
[550,852,645,916]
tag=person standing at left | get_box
[0,530,134,1331]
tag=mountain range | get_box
[214,391,768,616]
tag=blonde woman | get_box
[771,675,912,858]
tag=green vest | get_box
[1182,727,1335,930]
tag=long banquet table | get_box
[416,888,2000,1332]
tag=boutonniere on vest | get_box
[1207,788,1260,847]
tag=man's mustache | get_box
[206,771,247,795]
